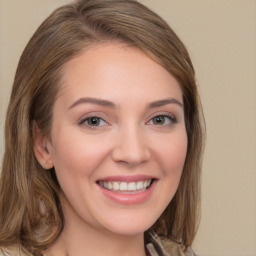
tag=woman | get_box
[0,0,204,255]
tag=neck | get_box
[47,196,147,256]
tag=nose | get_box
[111,126,151,167]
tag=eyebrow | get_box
[68,97,183,110]
[69,97,116,109]
[148,98,183,108]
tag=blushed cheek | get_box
[51,133,111,179]
[161,135,187,176]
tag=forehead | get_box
[57,42,183,106]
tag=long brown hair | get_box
[0,0,205,255]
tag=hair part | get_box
[0,0,205,254]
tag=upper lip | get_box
[97,175,157,182]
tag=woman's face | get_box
[39,43,187,235]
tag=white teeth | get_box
[107,181,113,190]
[128,182,136,191]
[120,182,127,191]
[98,179,153,192]
[136,181,143,190]
[113,182,119,190]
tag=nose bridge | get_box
[112,122,151,166]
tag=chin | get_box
[107,223,150,236]
[99,210,160,236]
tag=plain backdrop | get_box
[0,1,255,255]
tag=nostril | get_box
[112,152,150,167]
[111,127,151,166]
[111,144,151,166]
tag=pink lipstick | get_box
[96,175,157,205]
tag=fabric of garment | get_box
[0,234,198,256]
[146,233,198,256]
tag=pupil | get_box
[155,116,164,124]
[90,117,99,125]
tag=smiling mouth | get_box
[97,179,154,194]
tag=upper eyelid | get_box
[145,113,178,127]
[77,111,178,125]
[79,116,108,125]
[78,112,108,124]
[78,117,109,131]
[147,112,176,121]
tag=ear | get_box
[33,121,54,170]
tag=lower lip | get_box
[97,180,157,205]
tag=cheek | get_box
[155,131,188,176]
[162,136,187,202]
[154,130,187,200]
[165,139,187,174]
[49,129,111,181]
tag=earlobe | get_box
[32,121,54,170]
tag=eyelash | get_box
[146,114,177,126]
[79,113,177,129]
[79,116,108,128]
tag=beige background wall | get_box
[0,0,255,255]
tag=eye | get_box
[80,116,107,127]
[148,115,176,126]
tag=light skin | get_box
[34,43,187,256]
